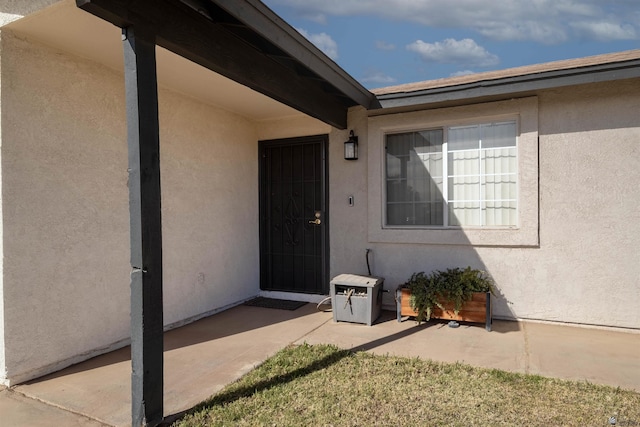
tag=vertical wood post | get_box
[123,25,164,427]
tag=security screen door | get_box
[259,135,328,294]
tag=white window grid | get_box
[387,121,518,228]
[442,146,518,227]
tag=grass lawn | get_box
[173,343,640,427]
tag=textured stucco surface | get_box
[257,115,329,142]
[330,80,640,330]
[0,0,62,26]
[0,31,130,385]
[159,88,261,327]
[0,31,4,381]
[0,32,262,384]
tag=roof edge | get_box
[374,52,640,110]
[375,50,640,99]
[212,0,381,110]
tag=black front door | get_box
[259,135,328,294]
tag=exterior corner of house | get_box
[0,25,4,389]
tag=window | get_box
[385,121,517,227]
[369,97,537,246]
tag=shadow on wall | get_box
[374,125,519,331]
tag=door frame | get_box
[258,134,330,294]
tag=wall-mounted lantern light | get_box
[344,130,358,160]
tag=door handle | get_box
[309,211,322,225]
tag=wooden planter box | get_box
[396,287,492,331]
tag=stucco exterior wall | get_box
[257,115,330,142]
[332,80,640,330]
[0,0,62,26]
[328,108,371,278]
[0,32,261,384]
[0,31,5,381]
[159,88,260,328]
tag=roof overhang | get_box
[76,0,380,129]
[372,55,640,114]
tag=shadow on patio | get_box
[10,303,640,427]
[15,303,330,427]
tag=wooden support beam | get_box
[123,25,164,427]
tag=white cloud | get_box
[360,71,397,85]
[300,12,327,25]
[477,21,569,44]
[407,38,499,67]
[375,40,396,51]
[570,21,637,41]
[450,70,476,77]
[268,0,639,44]
[296,28,339,60]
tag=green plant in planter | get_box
[405,267,494,323]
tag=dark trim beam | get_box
[77,0,380,129]
[210,0,380,110]
[123,25,164,427]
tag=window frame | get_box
[367,97,539,247]
[384,121,519,229]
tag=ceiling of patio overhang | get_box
[7,0,377,126]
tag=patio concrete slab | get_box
[298,311,527,373]
[299,311,640,392]
[0,386,106,427]
[2,304,639,427]
[523,321,640,390]
[11,304,330,427]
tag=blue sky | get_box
[262,0,640,89]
